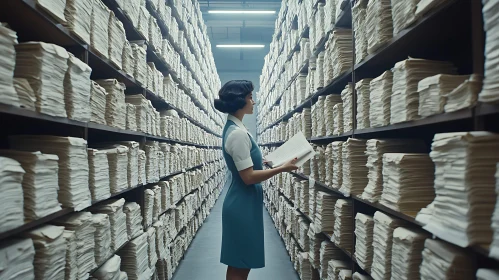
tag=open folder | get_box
[265,131,315,168]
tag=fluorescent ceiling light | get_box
[216,44,265,48]
[208,10,276,14]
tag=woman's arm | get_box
[239,158,298,185]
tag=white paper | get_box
[265,132,315,168]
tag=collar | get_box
[227,115,248,132]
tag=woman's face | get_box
[242,92,256,115]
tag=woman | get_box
[214,80,298,280]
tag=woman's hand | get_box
[279,158,299,172]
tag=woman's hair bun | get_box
[214,99,230,113]
[214,80,254,114]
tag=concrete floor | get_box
[172,182,300,280]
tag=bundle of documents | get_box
[148,18,162,51]
[25,225,66,280]
[64,0,92,44]
[108,12,126,69]
[308,226,325,269]
[138,149,147,186]
[131,43,148,86]
[477,269,499,280]
[325,95,342,136]
[91,255,126,280]
[92,213,113,265]
[154,221,167,259]
[309,181,319,218]
[124,202,143,240]
[119,141,140,188]
[90,199,128,251]
[341,83,354,133]
[332,141,344,190]
[0,23,19,107]
[479,0,499,104]
[138,7,150,42]
[424,132,499,248]
[391,227,429,280]
[152,185,162,222]
[331,29,353,80]
[369,71,393,127]
[298,253,313,280]
[117,233,150,280]
[96,79,126,129]
[126,94,149,133]
[36,0,66,24]
[144,141,160,183]
[391,0,419,36]
[327,259,350,280]
[299,180,310,216]
[264,132,315,169]
[144,188,155,228]
[314,192,338,234]
[390,58,456,124]
[91,0,110,59]
[147,227,158,268]
[366,0,393,54]
[0,150,61,220]
[317,145,327,182]
[354,213,374,273]
[356,79,373,129]
[419,239,474,280]
[353,272,373,280]
[371,211,408,280]
[54,212,96,279]
[491,164,499,259]
[316,53,326,90]
[99,145,129,194]
[90,81,107,125]
[15,42,68,117]
[311,104,318,138]
[418,74,469,118]
[324,0,336,32]
[126,104,137,131]
[63,230,78,280]
[0,238,35,280]
[14,78,36,110]
[64,54,92,122]
[88,148,111,202]
[353,0,369,64]
[10,135,91,210]
[333,103,344,136]
[302,108,313,138]
[445,74,483,113]
[325,144,334,186]
[122,42,135,78]
[333,199,353,252]
[340,138,368,196]
[320,241,347,279]
[317,96,327,137]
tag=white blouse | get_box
[225,115,253,171]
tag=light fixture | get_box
[208,10,276,14]
[216,44,265,48]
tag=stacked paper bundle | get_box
[54,212,96,279]
[365,0,393,55]
[299,180,310,215]
[325,95,342,136]
[445,74,483,113]
[14,78,36,110]
[119,141,139,188]
[144,188,155,228]
[91,0,110,58]
[88,148,111,202]
[380,153,435,215]
[64,53,92,122]
[423,132,499,248]
[390,58,456,124]
[108,12,126,69]
[100,145,129,194]
[479,0,499,103]
[352,272,373,280]
[333,199,353,252]
[316,96,326,137]
[64,0,92,44]
[339,270,353,280]
[341,83,353,133]
[419,239,474,279]
[149,17,162,52]
[124,202,143,240]
[391,227,430,280]
[36,0,66,24]
[491,164,499,259]
[25,225,66,280]
[325,144,334,187]
[369,71,393,127]
[138,149,147,186]
[331,29,353,79]
[353,0,368,64]
[314,192,337,234]
[92,213,113,265]
[15,42,69,117]
[333,103,344,136]
[311,103,318,138]
[309,181,319,218]
[298,219,310,252]
[126,104,137,131]
[90,199,128,251]
[144,142,160,183]
[152,186,162,223]
[354,213,374,273]
[63,230,78,280]
[131,44,148,86]
[122,42,135,78]
[0,150,61,220]
[97,79,126,129]
[320,241,346,279]
[125,94,149,133]
[308,226,326,269]
[138,7,150,41]
[147,227,158,268]
[92,255,126,280]
[331,141,344,190]
[354,80,371,130]
[0,23,19,107]
[298,253,312,280]
[10,135,91,210]
[340,138,368,196]
[316,52,326,90]
[153,221,167,260]
[118,233,150,280]
[302,108,313,138]
[418,74,469,118]
[90,81,107,125]
[327,259,350,280]
[391,0,419,36]
[477,269,499,280]
[371,211,408,280]
[0,238,35,279]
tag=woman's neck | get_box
[232,111,245,122]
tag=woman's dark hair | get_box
[214,80,254,114]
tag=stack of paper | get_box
[122,42,134,78]
[331,141,344,190]
[90,199,128,251]
[298,253,313,280]
[325,95,342,136]
[353,0,368,64]
[147,227,158,268]
[308,225,326,269]
[333,103,344,136]
[63,230,78,280]
[119,142,139,188]
[327,259,351,280]
[419,239,474,279]
[154,221,167,260]
[153,185,162,223]
[445,74,483,113]
[158,151,166,177]
[320,241,346,279]
[366,0,393,54]
[87,148,111,202]
[91,255,125,280]
[138,149,147,185]
[64,0,92,44]
[131,43,148,86]
[423,132,499,248]
[352,272,373,280]
[99,145,129,194]
[341,83,354,133]
[96,79,126,129]
[371,211,408,280]
[339,270,353,280]
[144,141,159,183]
[54,212,96,279]
[391,227,430,280]
[479,0,499,104]
[0,238,35,279]
[298,219,310,252]
[340,138,368,196]
[0,23,19,107]
[390,58,456,124]
[330,29,353,80]
[0,150,61,220]
[126,103,137,130]
[317,96,327,137]
[333,199,353,252]
[302,108,313,139]
[90,81,107,125]
[14,78,36,110]
[36,0,66,24]
[477,269,499,280]
[314,191,338,234]
[312,103,318,138]
[391,0,419,36]
[138,7,150,41]
[15,42,68,117]
[356,79,373,129]
[91,0,110,58]
[124,202,143,240]
[125,94,149,133]
[316,52,325,90]
[369,71,393,127]
[144,188,155,228]
[325,144,334,187]
[64,53,91,122]
[117,233,150,280]
[10,135,91,210]
[149,17,162,52]
[108,12,126,69]
[92,213,112,265]
[354,213,374,273]
[25,225,66,280]
[418,74,469,118]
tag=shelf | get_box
[310,133,351,143]
[476,102,499,117]
[0,104,87,128]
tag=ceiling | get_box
[199,0,281,73]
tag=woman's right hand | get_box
[280,158,299,172]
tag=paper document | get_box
[265,132,315,167]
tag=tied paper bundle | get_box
[491,163,499,259]
[138,149,147,186]
[131,43,148,86]
[0,238,35,280]
[119,141,140,188]
[87,148,111,202]
[36,0,67,24]
[119,0,140,28]
[299,219,311,252]
[14,78,36,110]
[126,94,149,133]
[445,74,483,113]
[325,144,334,187]
[418,74,469,118]
[96,79,126,129]
[340,138,368,197]
[333,199,353,252]
[311,103,318,138]
[309,181,319,218]
[371,211,408,280]
[90,199,128,251]
[9,135,91,210]
[314,191,338,234]
[64,54,92,122]
[419,239,474,280]
[91,0,110,59]
[122,42,134,78]
[390,58,456,124]
[332,141,344,190]
[153,221,167,260]
[317,145,327,182]
[422,132,499,248]
[0,23,19,107]
[316,96,327,137]
[391,0,419,36]
[144,188,155,228]
[297,74,307,104]
[298,253,313,280]
[331,29,353,80]
[99,145,129,194]
[380,153,435,216]
[54,212,97,280]
[24,225,66,280]
[369,71,393,128]
[353,0,369,64]
[138,7,150,42]
[325,95,342,137]
[63,230,77,280]
[320,241,347,279]
[324,0,336,32]
[126,104,137,131]
[0,150,61,220]
[316,52,326,90]
[308,226,326,269]
[299,180,310,215]
[327,259,350,280]
[124,202,143,240]
[356,79,373,129]
[152,185,162,223]
[341,83,354,133]
[147,227,158,268]
[361,139,426,203]
[64,0,92,44]
[333,103,344,136]
[108,12,127,69]
[146,63,157,94]
[354,213,374,273]
[92,213,113,265]
[149,17,162,52]
[366,0,393,55]
[90,81,107,125]
[302,108,313,139]
[158,144,170,176]
[144,141,160,183]
[391,227,430,280]
[479,0,499,104]
[91,255,127,280]
[15,42,69,117]
[117,233,150,280]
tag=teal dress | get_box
[220,120,265,269]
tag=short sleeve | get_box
[225,128,253,171]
